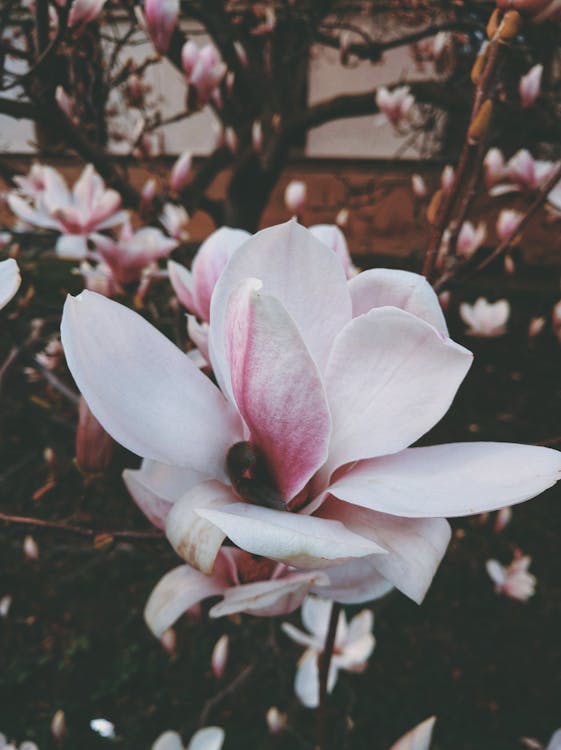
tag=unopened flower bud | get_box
[496,209,522,242]
[160,627,177,655]
[24,535,39,561]
[494,506,512,533]
[170,151,192,193]
[336,208,349,227]
[284,180,306,215]
[411,173,427,199]
[51,709,66,742]
[266,707,288,735]
[0,594,12,618]
[76,396,114,474]
[211,634,229,678]
[252,120,263,153]
[528,316,545,338]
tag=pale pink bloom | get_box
[521,729,561,750]
[78,261,119,298]
[55,86,75,121]
[528,315,546,338]
[160,627,176,655]
[506,149,555,191]
[181,41,199,77]
[375,86,415,125]
[8,164,127,259]
[68,0,107,28]
[211,634,229,678]
[144,0,179,55]
[457,221,486,259]
[252,121,263,153]
[284,180,306,214]
[170,151,192,193]
[0,595,12,618]
[440,165,455,193]
[484,148,507,189]
[50,710,66,742]
[519,64,543,108]
[0,259,21,310]
[23,535,39,561]
[486,554,536,601]
[496,209,523,242]
[309,224,356,279]
[140,178,157,215]
[61,221,561,612]
[282,596,376,708]
[159,203,190,242]
[388,717,436,750]
[152,727,224,750]
[184,44,227,107]
[459,297,510,337]
[411,174,427,199]
[494,506,512,533]
[91,219,177,286]
[266,707,287,735]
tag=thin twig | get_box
[316,601,342,750]
[0,511,164,540]
[198,664,255,727]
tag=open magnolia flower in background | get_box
[486,553,536,601]
[459,297,510,337]
[61,221,561,629]
[0,258,21,310]
[7,164,127,259]
[282,596,376,708]
[151,726,224,750]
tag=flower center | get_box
[226,441,286,511]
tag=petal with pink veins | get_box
[327,442,561,518]
[317,497,450,604]
[61,291,242,478]
[196,502,385,569]
[323,306,472,479]
[226,278,331,501]
[209,220,352,399]
[348,268,448,335]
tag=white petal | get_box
[294,649,338,708]
[61,291,242,478]
[188,727,225,750]
[0,259,21,310]
[152,731,184,750]
[328,443,561,517]
[311,558,394,604]
[196,503,385,569]
[56,234,88,259]
[389,717,436,750]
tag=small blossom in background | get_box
[486,553,536,601]
[284,180,307,215]
[151,727,225,750]
[440,164,455,193]
[519,63,543,108]
[68,0,107,30]
[0,595,12,618]
[528,315,546,339]
[251,121,263,153]
[494,506,513,533]
[266,707,287,735]
[282,596,376,708]
[90,719,115,739]
[0,258,21,310]
[456,221,487,259]
[159,203,190,242]
[521,728,561,750]
[411,174,427,200]
[169,151,193,194]
[0,734,39,750]
[483,148,507,189]
[181,42,227,108]
[144,0,179,55]
[375,86,415,126]
[50,710,66,743]
[23,536,39,561]
[496,209,523,242]
[459,297,510,337]
[211,634,229,678]
[388,717,436,750]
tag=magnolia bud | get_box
[252,120,263,153]
[266,707,288,735]
[284,180,306,215]
[145,0,179,55]
[140,178,157,216]
[211,634,229,678]
[55,86,74,120]
[0,594,12,618]
[76,396,114,474]
[336,208,349,227]
[24,535,39,561]
[181,40,199,77]
[51,710,66,742]
[170,151,192,193]
[496,209,522,242]
[411,173,427,199]
[519,64,543,108]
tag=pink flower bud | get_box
[457,221,486,259]
[484,148,507,188]
[140,178,157,216]
[24,535,39,561]
[170,151,192,193]
[266,707,287,735]
[252,120,263,153]
[494,506,512,533]
[439,291,451,311]
[225,127,238,154]
[504,254,516,275]
[55,86,74,120]
[336,208,349,227]
[181,40,199,77]
[76,396,114,474]
[68,0,107,28]
[440,165,455,193]
[528,315,546,338]
[496,209,523,242]
[411,173,427,199]
[211,634,229,678]
[51,710,66,742]
[519,64,543,108]
[284,180,307,215]
[145,0,179,55]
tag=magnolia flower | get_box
[91,219,177,287]
[389,717,436,750]
[459,297,510,337]
[170,151,193,193]
[0,734,39,750]
[68,0,107,29]
[282,596,376,708]
[8,164,126,259]
[375,86,415,125]
[211,634,229,678]
[0,259,21,310]
[159,204,190,242]
[456,221,486,259]
[519,64,543,108]
[61,222,561,621]
[90,719,115,739]
[486,149,561,199]
[521,728,561,750]
[486,554,536,601]
[12,164,62,201]
[144,0,179,55]
[284,180,307,215]
[182,43,227,107]
[484,148,508,189]
[496,209,523,242]
[152,727,224,750]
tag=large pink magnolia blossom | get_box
[0,259,21,310]
[91,218,178,287]
[61,221,561,612]
[8,164,127,259]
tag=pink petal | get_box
[389,717,436,750]
[348,268,448,334]
[168,259,199,315]
[144,560,229,637]
[196,502,385,569]
[61,291,242,477]
[209,220,351,399]
[323,307,472,479]
[318,497,450,604]
[226,278,331,501]
[328,442,561,517]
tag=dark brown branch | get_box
[0,511,165,541]
[316,601,342,750]
[0,96,37,119]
